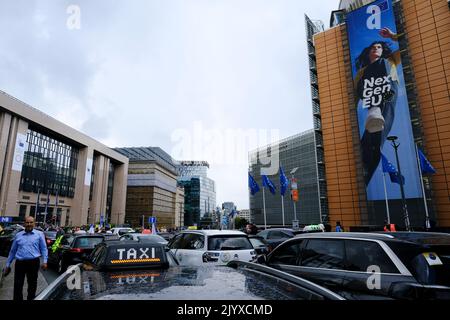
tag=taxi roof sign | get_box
[93,241,169,271]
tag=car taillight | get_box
[70,248,84,253]
[46,239,51,245]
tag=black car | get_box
[0,226,24,257]
[35,240,344,300]
[262,232,450,300]
[256,228,303,251]
[48,234,105,273]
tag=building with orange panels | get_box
[306,0,450,230]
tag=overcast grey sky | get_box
[0,0,338,210]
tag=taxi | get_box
[35,240,345,300]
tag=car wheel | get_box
[57,259,67,273]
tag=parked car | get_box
[35,240,344,300]
[168,230,257,266]
[157,232,174,241]
[48,234,105,273]
[262,232,450,300]
[119,233,168,245]
[256,228,303,251]
[0,226,24,257]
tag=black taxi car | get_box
[261,232,450,300]
[36,240,345,300]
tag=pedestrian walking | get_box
[335,221,344,232]
[5,216,48,300]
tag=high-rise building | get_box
[114,147,183,229]
[176,161,216,227]
[0,91,128,226]
[305,0,450,229]
[248,130,322,227]
[237,209,251,223]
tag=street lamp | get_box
[290,167,299,224]
[387,136,411,231]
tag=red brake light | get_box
[46,239,51,245]
[70,248,84,253]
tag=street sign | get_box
[292,220,299,231]
[148,216,157,224]
[0,217,12,223]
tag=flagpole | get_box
[416,144,431,230]
[281,195,285,227]
[382,172,391,224]
[262,187,267,230]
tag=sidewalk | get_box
[0,257,48,300]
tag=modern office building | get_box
[305,0,450,229]
[114,147,184,229]
[176,161,216,227]
[237,209,251,223]
[248,130,322,227]
[0,90,128,226]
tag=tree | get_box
[234,217,249,230]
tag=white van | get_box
[168,230,257,266]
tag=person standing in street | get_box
[4,216,48,300]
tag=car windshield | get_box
[208,235,253,250]
[74,237,104,249]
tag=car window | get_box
[180,233,205,250]
[301,239,345,270]
[345,240,399,274]
[74,237,104,249]
[90,246,104,264]
[249,238,266,248]
[257,230,269,239]
[208,235,253,251]
[269,241,302,265]
[169,234,184,249]
[268,231,291,239]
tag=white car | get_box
[110,227,135,236]
[168,230,257,266]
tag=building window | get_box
[19,129,79,198]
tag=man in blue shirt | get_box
[5,216,48,300]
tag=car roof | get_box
[293,232,397,241]
[36,264,344,300]
[179,230,247,236]
[258,228,295,232]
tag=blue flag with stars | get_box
[381,153,404,185]
[262,175,277,195]
[279,166,289,196]
[418,148,436,175]
[248,173,260,195]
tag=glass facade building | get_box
[176,161,216,227]
[249,130,322,227]
[19,128,79,198]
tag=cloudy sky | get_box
[0,0,338,209]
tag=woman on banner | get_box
[354,27,401,185]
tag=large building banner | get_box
[346,0,421,200]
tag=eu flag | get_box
[418,149,436,175]
[381,153,404,185]
[248,173,260,195]
[279,166,289,196]
[262,175,277,195]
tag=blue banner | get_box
[346,0,421,200]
